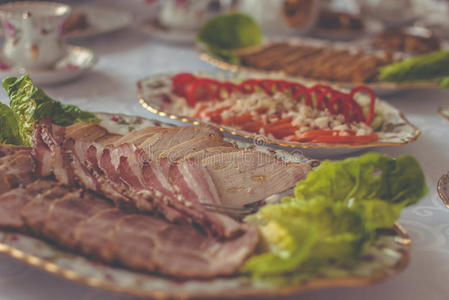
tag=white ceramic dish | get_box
[0,45,97,85]
[0,112,411,299]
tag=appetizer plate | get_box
[139,18,197,44]
[0,45,97,85]
[0,112,411,299]
[137,72,421,157]
[438,172,449,209]
[198,37,441,95]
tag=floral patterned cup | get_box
[0,1,71,70]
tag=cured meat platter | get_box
[0,112,412,299]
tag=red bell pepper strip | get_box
[350,86,376,125]
[172,73,197,97]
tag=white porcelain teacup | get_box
[159,0,233,31]
[0,1,71,70]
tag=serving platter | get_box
[0,112,411,299]
[198,37,441,94]
[137,72,421,157]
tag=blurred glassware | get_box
[159,0,234,31]
[357,0,418,28]
[235,0,320,35]
[413,0,449,40]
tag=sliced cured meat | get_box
[179,146,239,163]
[202,151,311,206]
[110,215,259,278]
[137,126,222,160]
[73,208,123,263]
[159,136,233,162]
[66,122,123,146]
[20,185,76,235]
[95,133,122,146]
[32,119,66,178]
[0,144,30,158]
[0,180,58,229]
[0,149,35,194]
[112,127,167,147]
[43,191,112,248]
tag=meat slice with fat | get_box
[112,126,167,147]
[73,208,123,263]
[202,151,311,206]
[0,144,30,158]
[110,214,259,278]
[0,149,35,194]
[20,185,76,235]
[159,136,233,162]
[137,126,222,159]
[43,191,112,248]
[0,180,58,229]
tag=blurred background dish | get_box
[0,45,97,85]
[62,5,132,38]
[371,26,441,55]
[140,0,234,44]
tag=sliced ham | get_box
[0,144,30,158]
[137,126,222,160]
[112,126,167,147]
[0,180,58,229]
[0,149,35,194]
[43,190,112,248]
[159,136,233,162]
[202,151,311,206]
[66,122,123,146]
[73,208,123,263]
[20,185,75,235]
[179,146,240,163]
[0,185,260,279]
[110,214,259,278]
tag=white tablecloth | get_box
[0,1,449,299]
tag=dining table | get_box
[0,0,448,299]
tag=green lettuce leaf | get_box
[242,153,427,284]
[379,50,449,83]
[197,12,262,63]
[288,153,427,207]
[2,74,99,146]
[0,103,22,145]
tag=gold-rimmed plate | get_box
[137,72,421,157]
[0,112,412,299]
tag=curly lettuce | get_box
[1,74,99,146]
[242,153,427,284]
[0,103,21,145]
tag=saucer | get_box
[0,45,97,85]
[139,18,197,44]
